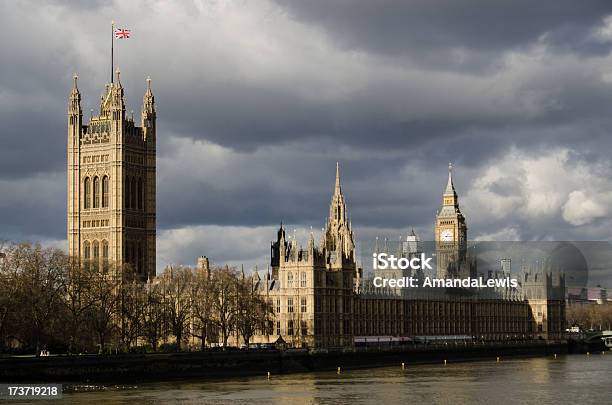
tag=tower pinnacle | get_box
[68,73,81,115]
[335,161,341,193]
[445,162,456,195]
[325,163,355,263]
[142,76,155,116]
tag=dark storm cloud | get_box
[274,0,612,59]
[1,1,612,283]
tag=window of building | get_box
[276,299,281,313]
[93,176,100,208]
[102,176,109,208]
[92,241,100,270]
[300,272,307,287]
[138,178,143,210]
[288,298,294,313]
[125,241,131,266]
[288,320,294,336]
[83,241,90,261]
[131,177,137,210]
[287,272,293,287]
[276,321,281,335]
[125,176,131,208]
[84,177,91,209]
[83,241,91,269]
[301,320,307,336]
[102,240,109,272]
[301,297,307,313]
[93,240,99,259]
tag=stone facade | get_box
[67,71,156,280]
[520,267,566,340]
[434,163,473,279]
[262,163,359,348]
[247,164,566,349]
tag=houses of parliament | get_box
[245,164,565,348]
[67,72,565,349]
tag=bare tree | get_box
[159,266,193,351]
[0,242,21,353]
[191,269,216,350]
[211,266,239,348]
[62,258,96,354]
[567,303,612,331]
[236,275,273,348]
[141,279,165,351]
[87,264,122,353]
[7,243,66,355]
[119,274,146,350]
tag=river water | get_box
[61,354,612,404]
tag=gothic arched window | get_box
[84,177,91,209]
[83,241,90,260]
[102,176,109,208]
[125,176,131,209]
[287,272,293,288]
[137,178,143,210]
[131,177,137,211]
[93,240,99,259]
[93,176,100,208]
[300,272,307,288]
[102,240,109,272]
[125,241,131,265]
[93,240,100,270]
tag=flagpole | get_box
[111,20,114,83]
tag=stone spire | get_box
[445,162,456,195]
[143,76,155,115]
[335,161,341,193]
[68,74,81,115]
[441,162,459,209]
[329,162,347,225]
[115,68,122,88]
[101,68,124,116]
[324,162,355,265]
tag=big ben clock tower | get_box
[435,163,468,279]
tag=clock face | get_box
[440,229,454,242]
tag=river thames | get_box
[60,354,611,404]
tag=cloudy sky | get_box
[2,1,612,284]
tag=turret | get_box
[110,69,125,122]
[142,76,156,141]
[308,229,315,254]
[68,74,82,137]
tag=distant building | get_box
[67,71,156,280]
[567,286,609,305]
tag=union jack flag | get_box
[114,28,130,39]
